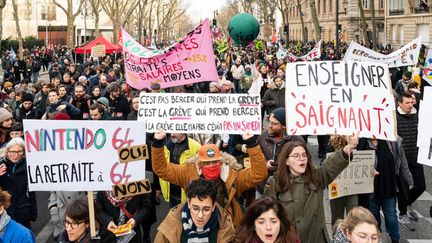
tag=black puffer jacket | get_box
[396,107,419,164]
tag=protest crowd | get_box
[0,17,431,243]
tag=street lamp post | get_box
[335,0,348,60]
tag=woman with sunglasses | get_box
[58,197,116,243]
[264,134,358,243]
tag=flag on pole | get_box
[9,47,16,63]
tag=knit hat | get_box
[198,144,222,162]
[97,97,109,107]
[0,108,12,123]
[3,81,13,89]
[150,83,161,90]
[403,71,412,80]
[52,112,71,120]
[21,93,34,103]
[209,81,219,89]
[271,107,286,126]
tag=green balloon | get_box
[228,13,260,46]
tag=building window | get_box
[379,0,384,9]
[362,0,369,9]
[323,0,326,13]
[41,6,47,20]
[389,0,403,10]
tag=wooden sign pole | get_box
[87,191,97,239]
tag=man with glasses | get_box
[154,178,235,242]
[152,130,266,228]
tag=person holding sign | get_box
[264,134,358,243]
[154,178,235,243]
[96,189,152,243]
[0,138,37,229]
[57,197,116,243]
[152,130,267,228]
[356,137,413,241]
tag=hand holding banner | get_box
[122,19,218,90]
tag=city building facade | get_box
[282,0,431,47]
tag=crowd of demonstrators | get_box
[0,36,429,243]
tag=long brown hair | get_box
[232,197,299,243]
[275,141,321,193]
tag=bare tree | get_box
[89,0,102,37]
[101,0,139,43]
[12,0,23,60]
[0,0,6,53]
[55,0,84,48]
[358,0,369,47]
[370,0,377,50]
[309,0,321,41]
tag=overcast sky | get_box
[185,0,227,23]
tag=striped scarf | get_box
[181,203,218,243]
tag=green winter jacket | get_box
[264,149,349,243]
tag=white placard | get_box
[138,93,262,135]
[23,120,147,191]
[329,150,375,199]
[343,37,422,67]
[285,61,396,141]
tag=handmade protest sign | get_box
[138,93,262,135]
[423,50,432,85]
[112,179,152,199]
[23,120,147,191]
[280,40,322,61]
[91,44,105,58]
[417,87,432,167]
[285,61,396,141]
[343,37,421,67]
[122,19,218,90]
[328,150,375,199]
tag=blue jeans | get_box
[369,196,400,241]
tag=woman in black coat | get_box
[96,190,152,243]
[0,137,37,229]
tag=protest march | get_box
[1,1,432,243]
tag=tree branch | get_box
[54,0,68,14]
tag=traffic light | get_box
[213,19,217,27]
[283,25,288,35]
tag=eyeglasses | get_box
[288,153,308,161]
[7,150,24,155]
[190,205,213,216]
[351,231,379,242]
[64,220,85,230]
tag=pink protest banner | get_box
[122,19,218,90]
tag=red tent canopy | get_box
[75,36,122,54]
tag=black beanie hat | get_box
[21,93,34,103]
[271,107,286,126]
